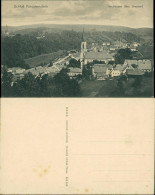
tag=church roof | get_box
[85,51,113,60]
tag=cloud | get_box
[1,0,153,28]
[52,1,109,18]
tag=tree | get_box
[115,48,133,64]
[53,68,81,97]
[1,66,13,97]
[93,60,105,64]
[108,61,114,65]
[131,64,138,68]
[12,72,40,97]
[82,64,92,80]
[68,58,81,68]
[49,60,53,67]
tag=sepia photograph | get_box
[1,0,154,97]
[1,1,154,194]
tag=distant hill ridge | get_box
[2,24,153,35]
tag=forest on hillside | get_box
[1,31,82,68]
[1,30,148,68]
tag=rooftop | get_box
[116,64,127,71]
[85,51,113,60]
[71,52,81,59]
[69,67,82,73]
[94,64,108,74]
[125,59,152,70]
[107,65,113,70]
[126,69,144,76]
[137,60,152,70]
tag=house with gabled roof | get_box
[83,51,114,64]
[137,60,152,72]
[68,67,82,79]
[115,64,130,74]
[124,59,152,72]
[92,64,109,80]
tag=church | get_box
[68,28,114,78]
[79,29,114,68]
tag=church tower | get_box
[80,27,87,69]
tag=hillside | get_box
[2,24,153,36]
[1,25,153,69]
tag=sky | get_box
[2,0,153,28]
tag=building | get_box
[109,47,116,51]
[114,40,123,48]
[8,67,25,74]
[111,68,121,77]
[92,64,109,80]
[63,56,72,66]
[71,52,81,61]
[80,28,87,68]
[107,65,113,75]
[79,29,114,67]
[137,60,152,72]
[124,59,152,72]
[132,42,139,47]
[126,69,144,76]
[83,51,114,64]
[130,48,137,52]
[102,42,110,46]
[124,60,137,66]
[23,65,61,78]
[68,67,82,79]
[115,64,129,74]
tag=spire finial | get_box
[82,27,84,42]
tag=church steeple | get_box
[82,27,84,42]
[80,27,87,69]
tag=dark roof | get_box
[126,69,144,76]
[94,64,108,75]
[85,51,113,60]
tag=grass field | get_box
[80,79,117,97]
[24,50,66,68]
[80,80,103,97]
[80,75,153,97]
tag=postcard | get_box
[1,0,154,194]
[1,0,154,98]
